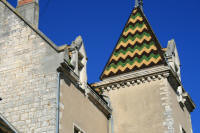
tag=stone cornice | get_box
[94,65,170,89]
[100,72,170,92]
[94,64,196,112]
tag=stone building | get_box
[0,0,195,133]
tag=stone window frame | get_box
[73,123,86,133]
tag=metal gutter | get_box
[87,85,112,116]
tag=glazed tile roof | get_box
[101,7,164,80]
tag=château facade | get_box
[0,0,195,132]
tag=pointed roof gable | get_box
[100,7,164,80]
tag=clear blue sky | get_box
[7,0,200,132]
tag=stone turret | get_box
[16,0,39,28]
[92,1,195,133]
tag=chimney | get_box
[16,0,39,28]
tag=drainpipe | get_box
[103,95,114,133]
[56,72,61,133]
[108,115,114,133]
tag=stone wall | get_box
[0,1,63,132]
[103,78,166,133]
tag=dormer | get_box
[77,38,88,90]
[63,36,88,90]
[165,39,181,80]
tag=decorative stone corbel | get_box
[147,77,152,82]
[158,75,162,80]
[111,85,115,90]
[121,82,125,88]
[151,76,156,81]
[141,78,146,83]
[116,84,120,89]
[163,72,170,78]
[131,80,135,85]
[126,81,131,87]
[107,86,111,91]
[137,79,141,84]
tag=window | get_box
[74,124,85,133]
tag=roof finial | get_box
[135,0,143,11]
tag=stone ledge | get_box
[94,65,170,88]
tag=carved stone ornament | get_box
[102,72,169,91]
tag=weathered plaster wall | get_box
[104,79,166,133]
[0,1,63,132]
[59,77,108,133]
[103,77,193,133]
